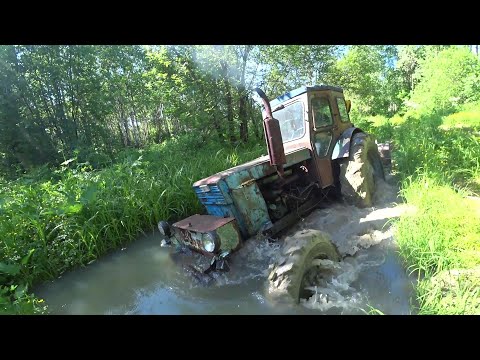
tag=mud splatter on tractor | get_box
[158,85,385,303]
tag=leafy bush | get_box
[408,47,480,116]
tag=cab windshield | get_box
[273,102,304,143]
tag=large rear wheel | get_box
[338,132,384,208]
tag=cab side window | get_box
[312,97,333,128]
[336,97,350,123]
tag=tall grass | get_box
[0,135,266,313]
[394,115,480,190]
[396,178,480,275]
[352,114,395,143]
[366,109,480,314]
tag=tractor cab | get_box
[158,85,385,303]
[158,85,374,274]
[268,85,354,189]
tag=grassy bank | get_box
[0,135,265,314]
[361,109,480,314]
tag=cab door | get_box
[310,94,337,188]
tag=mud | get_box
[34,174,417,315]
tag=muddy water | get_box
[34,176,417,315]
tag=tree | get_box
[258,45,340,98]
[408,46,480,115]
[329,45,400,116]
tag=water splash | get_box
[301,252,387,313]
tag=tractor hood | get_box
[192,147,311,239]
[193,147,311,187]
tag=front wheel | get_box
[268,229,340,304]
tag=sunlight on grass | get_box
[366,110,480,314]
[441,110,480,130]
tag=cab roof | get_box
[270,85,344,109]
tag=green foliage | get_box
[362,305,385,315]
[395,179,480,314]
[393,115,480,189]
[330,45,402,116]
[258,45,340,96]
[350,112,394,143]
[0,135,265,313]
[366,107,480,314]
[415,268,480,314]
[441,109,480,130]
[0,45,266,177]
[396,179,480,275]
[408,46,480,116]
[3,44,480,314]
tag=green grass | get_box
[392,114,480,194]
[441,110,480,130]
[365,109,480,314]
[395,181,480,314]
[4,107,479,315]
[415,267,480,314]
[396,178,480,271]
[0,134,266,314]
[353,115,394,143]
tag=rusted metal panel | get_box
[256,87,287,175]
[307,92,336,187]
[270,85,344,109]
[315,158,334,188]
[231,178,270,236]
[330,91,353,135]
[193,148,310,188]
[216,221,242,252]
[172,215,242,256]
[191,147,311,238]
[223,148,310,190]
[174,228,212,256]
[173,214,235,233]
[263,118,286,169]
[193,155,270,187]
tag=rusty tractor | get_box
[158,85,385,303]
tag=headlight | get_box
[203,231,219,253]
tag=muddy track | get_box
[288,174,408,257]
[211,171,417,313]
[35,170,417,315]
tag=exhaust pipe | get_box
[255,88,287,178]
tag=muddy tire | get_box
[338,132,384,208]
[268,229,340,304]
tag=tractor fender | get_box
[331,127,364,160]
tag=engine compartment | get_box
[257,159,332,224]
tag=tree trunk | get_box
[237,46,252,143]
[118,99,131,147]
[224,80,235,144]
[248,98,261,140]
[212,113,224,142]
[239,93,248,143]
[216,46,236,144]
[220,59,235,144]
